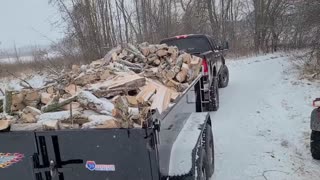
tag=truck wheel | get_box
[311,130,320,160]
[205,124,214,177]
[219,65,229,88]
[207,77,219,111]
[196,149,209,180]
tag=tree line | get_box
[49,0,319,61]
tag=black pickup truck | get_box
[161,34,229,111]
[0,34,229,180]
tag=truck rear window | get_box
[161,37,212,54]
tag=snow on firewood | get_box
[0,42,202,131]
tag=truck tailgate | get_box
[0,129,159,180]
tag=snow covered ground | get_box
[212,53,320,180]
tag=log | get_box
[95,120,121,129]
[74,73,98,86]
[103,45,121,64]
[23,90,40,107]
[82,115,115,129]
[98,70,111,80]
[41,92,54,105]
[108,74,146,90]
[78,91,114,115]
[136,84,156,104]
[0,120,10,131]
[126,43,146,60]
[4,90,13,114]
[140,47,150,56]
[126,96,138,107]
[156,49,168,57]
[150,86,171,114]
[176,68,188,83]
[21,106,41,123]
[0,98,3,112]
[149,45,157,54]
[60,123,80,130]
[65,84,80,96]
[41,96,77,113]
[11,92,25,111]
[42,120,60,130]
[10,123,44,131]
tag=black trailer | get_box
[0,33,230,179]
[0,74,215,180]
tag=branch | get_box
[5,70,34,89]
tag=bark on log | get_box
[41,96,77,113]
[78,91,114,115]
[5,90,12,114]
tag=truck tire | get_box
[207,77,219,111]
[219,65,229,88]
[205,124,214,177]
[196,148,209,180]
[311,130,320,160]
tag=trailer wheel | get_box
[207,77,219,111]
[311,130,320,160]
[196,149,209,180]
[219,65,229,88]
[205,124,214,177]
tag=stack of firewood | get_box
[0,43,202,132]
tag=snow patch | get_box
[168,112,208,176]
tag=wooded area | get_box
[48,0,319,61]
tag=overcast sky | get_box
[0,0,63,49]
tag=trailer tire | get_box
[205,124,214,177]
[196,148,209,180]
[311,130,320,160]
[219,65,229,88]
[207,77,219,111]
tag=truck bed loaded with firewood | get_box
[0,34,229,180]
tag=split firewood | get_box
[0,120,10,131]
[42,120,60,130]
[23,90,40,107]
[136,84,156,104]
[60,123,80,130]
[156,49,168,57]
[140,46,150,57]
[74,73,98,86]
[21,106,41,123]
[11,92,25,111]
[41,96,77,113]
[126,96,138,107]
[95,119,121,129]
[78,91,114,115]
[103,45,122,64]
[64,84,80,96]
[38,110,88,125]
[151,86,171,114]
[82,115,115,129]
[176,67,189,83]
[149,45,157,54]
[10,123,43,131]
[41,92,54,105]
[98,70,111,80]
[47,86,55,94]
[126,43,146,61]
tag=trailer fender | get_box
[167,112,210,177]
[311,108,320,131]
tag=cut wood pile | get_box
[0,43,202,132]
